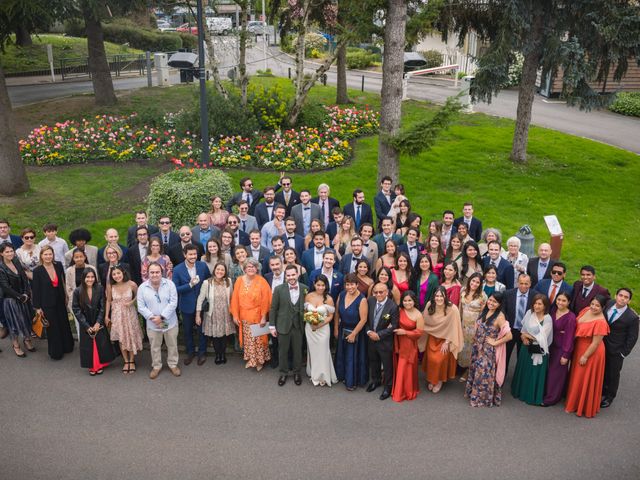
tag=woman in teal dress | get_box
[511,293,553,405]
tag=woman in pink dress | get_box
[207,196,229,231]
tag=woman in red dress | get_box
[392,291,425,402]
[565,295,610,418]
[391,253,412,295]
[440,262,462,307]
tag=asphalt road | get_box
[1,335,639,480]
[7,44,640,154]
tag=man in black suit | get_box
[374,176,396,232]
[526,243,556,287]
[483,241,515,289]
[254,185,278,229]
[168,226,204,266]
[324,207,343,242]
[453,202,482,242]
[502,274,534,367]
[343,189,374,231]
[0,219,23,249]
[126,211,158,248]
[281,217,305,258]
[366,282,399,400]
[398,227,423,270]
[151,216,181,250]
[339,236,370,275]
[225,174,283,215]
[247,230,270,272]
[128,226,149,285]
[225,214,250,247]
[274,175,300,217]
[601,288,639,408]
[311,183,340,228]
[570,265,611,314]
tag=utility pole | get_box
[196,0,210,163]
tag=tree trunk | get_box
[83,5,117,106]
[336,42,350,104]
[377,0,406,184]
[238,6,249,106]
[15,24,32,47]
[0,65,30,196]
[204,27,228,98]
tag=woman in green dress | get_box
[511,293,553,405]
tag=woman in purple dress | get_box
[543,292,577,405]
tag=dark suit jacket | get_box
[570,281,611,314]
[98,262,131,289]
[264,271,284,287]
[172,261,210,314]
[343,202,374,229]
[127,224,158,248]
[300,248,335,275]
[254,202,277,229]
[127,243,145,285]
[398,242,424,269]
[526,257,556,287]
[168,242,204,268]
[232,230,250,247]
[151,231,181,251]
[604,300,639,357]
[0,260,29,299]
[533,279,572,300]
[274,190,300,217]
[72,285,105,330]
[0,234,24,249]
[309,268,343,302]
[226,183,282,215]
[453,217,482,242]
[338,254,371,276]
[366,297,399,350]
[372,233,403,255]
[502,288,535,329]
[325,222,339,242]
[269,282,308,334]
[374,191,396,228]
[310,196,340,218]
[32,262,66,309]
[281,233,305,258]
[483,257,515,289]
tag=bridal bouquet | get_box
[303,311,325,326]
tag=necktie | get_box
[608,308,618,324]
[244,193,250,203]
[582,287,588,298]
[163,234,168,245]
[356,205,361,227]
[491,261,497,268]
[241,220,247,232]
[321,201,326,221]
[549,284,558,304]
[516,294,526,329]
[373,303,383,330]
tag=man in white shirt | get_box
[440,210,456,251]
[137,262,180,379]
[37,223,69,264]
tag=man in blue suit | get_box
[453,203,483,242]
[372,217,403,254]
[0,219,23,249]
[483,241,514,289]
[397,227,423,270]
[172,244,211,366]
[301,230,331,275]
[533,262,572,304]
[343,189,374,231]
[281,217,305,258]
[309,251,343,302]
[373,176,396,232]
[339,236,371,275]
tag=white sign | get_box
[544,215,563,236]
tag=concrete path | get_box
[1,335,639,480]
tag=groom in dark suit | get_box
[269,265,308,386]
[601,288,639,408]
[366,282,399,400]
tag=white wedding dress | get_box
[304,302,338,386]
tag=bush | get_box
[305,33,328,52]
[346,49,378,69]
[147,169,234,227]
[419,49,443,69]
[609,92,640,117]
[307,48,321,59]
[178,32,198,51]
[505,52,524,87]
[295,102,329,128]
[280,34,296,54]
[174,87,260,139]
[247,83,290,131]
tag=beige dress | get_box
[458,290,488,368]
[109,286,143,354]
[197,280,235,338]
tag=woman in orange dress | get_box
[565,295,610,418]
[392,291,425,402]
[230,258,272,371]
[420,286,464,393]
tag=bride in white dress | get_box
[304,275,338,386]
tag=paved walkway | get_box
[1,335,639,480]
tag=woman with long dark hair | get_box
[304,274,337,386]
[392,291,425,402]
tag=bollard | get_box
[288,67,291,79]
[361,75,365,92]
[322,73,327,86]
[146,51,152,87]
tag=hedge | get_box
[147,169,234,227]
[609,92,640,117]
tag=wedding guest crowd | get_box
[0,174,637,420]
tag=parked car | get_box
[247,21,267,35]
[157,20,175,32]
[206,17,233,35]
[176,23,198,35]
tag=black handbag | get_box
[201,281,211,313]
[527,343,543,354]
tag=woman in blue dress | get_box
[334,273,369,391]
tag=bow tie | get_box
[352,257,360,262]
[288,236,295,239]
[540,262,548,267]
[289,285,298,290]
[304,207,310,211]
[363,242,369,247]
[409,246,417,250]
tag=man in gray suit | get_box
[269,265,308,386]
[236,200,259,234]
[291,189,322,237]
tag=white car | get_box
[157,20,174,32]
[247,21,267,35]
[206,17,232,35]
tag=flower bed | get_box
[20,105,379,170]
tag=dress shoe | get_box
[278,375,288,386]
[0,326,8,339]
[379,389,391,401]
[293,374,302,385]
[197,355,207,366]
[183,353,195,366]
[366,382,380,393]
[149,368,161,380]
[214,354,222,365]
[600,397,612,408]
[169,366,181,377]
[221,353,227,364]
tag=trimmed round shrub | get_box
[346,49,378,69]
[147,169,233,227]
[609,92,640,117]
[420,49,444,69]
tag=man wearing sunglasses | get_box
[151,216,180,248]
[274,175,300,217]
[168,226,204,266]
[533,262,572,304]
[225,173,284,215]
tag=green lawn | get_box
[3,77,639,307]
[0,34,144,74]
